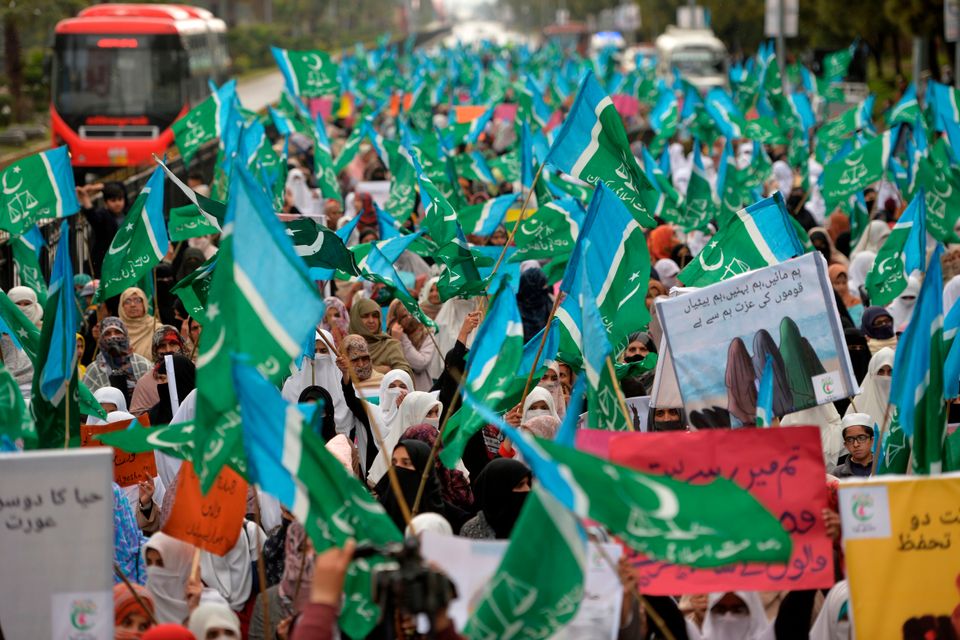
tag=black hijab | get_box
[298,385,336,442]
[148,355,197,426]
[376,440,445,533]
[154,262,178,326]
[472,458,532,539]
[517,268,553,342]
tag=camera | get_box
[354,537,457,621]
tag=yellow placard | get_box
[839,473,960,639]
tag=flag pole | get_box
[64,389,70,448]
[518,293,563,406]
[251,487,271,637]
[605,356,635,431]
[317,330,413,526]
[411,363,466,516]
[485,162,544,288]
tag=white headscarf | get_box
[435,297,475,356]
[405,512,453,538]
[522,386,560,423]
[281,330,351,435]
[847,347,894,432]
[654,259,680,290]
[8,286,42,327]
[781,402,845,468]
[887,275,920,329]
[851,220,890,256]
[94,386,128,413]
[945,275,960,316]
[378,369,414,435]
[367,390,440,487]
[200,519,263,611]
[188,603,241,640]
[143,532,196,623]
[538,362,567,419]
[700,591,773,640]
[772,160,793,197]
[808,581,850,640]
[847,250,875,299]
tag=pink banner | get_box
[596,427,835,594]
[308,97,333,121]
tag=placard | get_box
[420,531,623,640]
[604,427,834,594]
[0,448,114,640]
[162,463,247,556]
[656,253,857,427]
[82,415,157,487]
[839,473,960,639]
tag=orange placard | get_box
[81,416,157,487]
[163,463,247,556]
[454,105,488,124]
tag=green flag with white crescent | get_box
[172,95,219,168]
[864,192,927,307]
[821,128,897,203]
[272,47,339,98]
[169,204,220,242]
[0,361,35,450]
[0,146,80,236]
[10,229,48,306]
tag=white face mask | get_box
[525,409,551,420]
[423,417,440,429]
[709,612,753,640]
[874,376,891,395]
[540,381,559,392]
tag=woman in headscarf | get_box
[847,347,895,432]
[375,439,449,533]
[386,298,440,390]
[130,326,187,415]
[844,328,872,384]
[646,279,668,307]
[282,331,349,435]
[348,298,412,376]
[699,591,773,640]
[654,259,681,290]
[851,219,891,256]
[460,458,532,539]
[83,317,153,395]
[249,522,314,640]
[647,225,679,261]
[200,518,265,616]
[417,276,443,320]
[147,355,197,426]
[187,603,241,640]
[434,295,476,357]
[153,263,179,327]
[143,532,195,624]
[808,581,850,640]
[826,211,850,247]
[847,250,876,304]
[751,330,793,416]
[725,337,758,425]
[520,386,561,424]
[8,286,43,328]
[861,306,898,354]
[517,267,554,342]
[778,317,827,408]
[114,582,155,639]
[175,247,206,282]
[808,227,849,266]
[887,275,920,329]
[114,482,148,586]
[120,287,159,360]
[537,363,567,419]
[828,264,861,309]
[401,423,474,510]
[74,273,93,309]
[368,389,439,487]
[521,415,560,440]
[321,296,349,344]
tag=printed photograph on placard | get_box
[656,252,857,428]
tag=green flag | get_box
[0,146,80,236]
[821,128,896,202]
[284,218,359,275]
[168,204,220,242]
[0,361,35,449]
[464,487,586,640]
[172,95,219,167]
[822,45,854,81]
[94,167,168,303]
[10,231,48,306]
[864,193,925,307]
[509,201,582,262]
[272,47,339,98]
[915,154,960,243]
[680,145,719,232]
[171,255,216,324]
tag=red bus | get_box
[51,4,230,169]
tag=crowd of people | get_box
[4,24,957,640]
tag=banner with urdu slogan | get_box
[657,253,858,428]
[839,474,960,640]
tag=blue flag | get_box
[39,220,80,405]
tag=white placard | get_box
[420,532,623,639]
[0,448,114,640]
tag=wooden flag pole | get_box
[485,162,544,289]
[64,389,71,448]
[518,293,563,408]
[411,362,466,516]
[251,489,271,638]
[317,330,413,527]
[605,356,636,431]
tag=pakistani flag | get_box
[0,361,35,450]
[285,218,358,275]
[171,255,216,324]
[681,142,719,232]
[193,164,326,491]
[233,362,401,638]
[821,127,898,203]
[509,198,584,262]
[864,190,927,307]
[678,192,804,288]
[890,244,948,473]
[0,146,80,236]
[11,225,48,306]
[556,183,651,367]
[466,395,793,565]
[465,486,586,639]
[544,71,658,227]
[95,167,168,302]
[271,47,339,98]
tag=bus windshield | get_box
[671,47,725,77]
[53,34,185,127]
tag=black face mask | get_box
[624,353,647,363]
[652,419,683,432]
[488,490,528,539]
[870,324,895,341]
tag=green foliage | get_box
[884,0,946,37]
